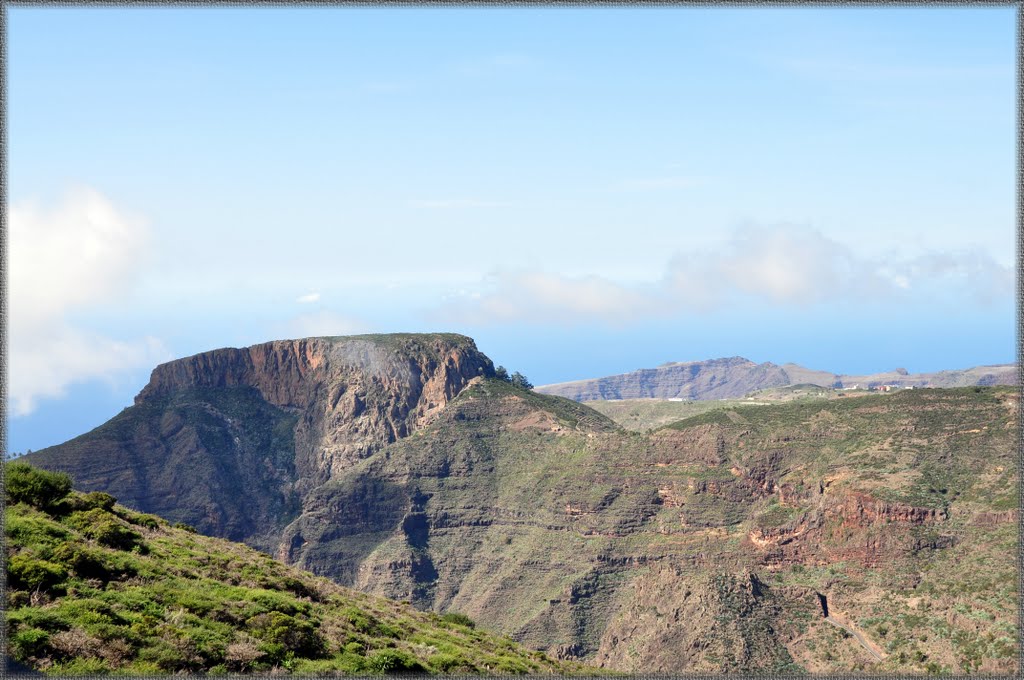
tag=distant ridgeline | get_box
[22,334,1020,675]
[533,356,1016,401]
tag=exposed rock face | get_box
[537,357,792,401]
[26,333,493,551]
[536,358,1017,402]
[593,570,801,673]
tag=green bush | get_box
[137,640,197,672]
[66,509,142,550]
[495,656,530,674]
[133,514,162,530]
[245,611,326,661]
[343,606,385,635]
[366,649,426,673]
[429,652,475,672]
[7,607,72,632]
[5,512,71,547]
[7,553,68,591]
[5,463,72,510]
[51,543,134,582]
[81,491,117,511]
[440,612,476,629]
[344,640,366,656]
[9,627,51,659]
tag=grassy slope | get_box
[4,465,597,676]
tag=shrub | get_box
[429,652,476,673]
[5,512,71,548]
[343,606,382,635]
[246,611,326,661]
[224,639,265,672]
[51,543,133,582]
[48,627,101,659]
[9,627,51,659]
[7,553,68,591]
[132,514,162,530]
[7,607,72,632]
[5,463,72,510]
[495,656,530,674]
[81,492,117,511]
[366,649,426,673]
[66,509,142,550]
[440,612,476,629]
[344,641,366,656]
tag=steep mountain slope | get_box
[26,333,492,553]
[535,358,1016,402]
[273,382,1019,674]
[4,463,592,676]
[24,336,1018,674]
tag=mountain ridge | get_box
[535,357,1016,401]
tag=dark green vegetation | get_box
[23,335,1019,674]
[4,463,594,676]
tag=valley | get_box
[18,333,1019,674]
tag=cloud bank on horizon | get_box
[435,224,1013,326]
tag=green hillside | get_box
[3,462,596,676]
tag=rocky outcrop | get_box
[747,490,953,568]
[26,333,493,550]
[593,569,800,673]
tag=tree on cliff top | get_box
[510,372,533,390]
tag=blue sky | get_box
[7,7,1016,453]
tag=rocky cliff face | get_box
[536,358,1017,401]
[536,357,793,401]
[26,333,493,550]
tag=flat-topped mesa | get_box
[135,338,331,409]
[28,333,494,548]
[537,356,792,401]
[135,334,491,412]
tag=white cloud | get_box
[296,292,321,304]
[275,310,369,339]
[434,224,1012,326]
[9,187,169,416]
[435,271,667,327]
